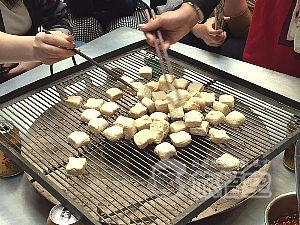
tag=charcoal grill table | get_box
[0,27,299,225]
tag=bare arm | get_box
[0,31,75,64]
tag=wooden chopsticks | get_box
[145,9,174,76]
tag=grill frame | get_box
[1,40,300,225]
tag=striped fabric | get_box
[68,3,147,43]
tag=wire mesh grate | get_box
[0,46,300,225]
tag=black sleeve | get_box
[183,0,220,21]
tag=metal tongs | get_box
[144,9,174,76]
[43,30,137,94]
[294,140,300,223]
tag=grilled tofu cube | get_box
[170,121,188,133]
[201,92,216,106]
[88,118,109,134]
[183,101,200,112]
[65,95,83,109]
[205,110,225,126]
[102,126,124,142]
[129,103,147,119]
[150,120,169,144]
[169,131,192,148]
[155,99,169,113]
[225,111,246,128]
[158,74,176,92]
[83,98,104,110]
[168,105,184,121]
[172,78,189,89]
[189,121,209,136]
[137,85,152,101]
[152,91,167,101]
[145,81,159,92]
[100,102,120,116]
[187,82,204,92]
[67,131,90,149]
[189,97,206,111]
[106,88,123,101]
[135,115,152,131]
[184,110,204,128]
[80,109,101,123]
[219,94,235,108]
[216,153,240,171]
[209,128,230,144]
[66,157,87,176]
[138,66,152,79]
[117,75,134,90]
[150,112,168,121]
[213,101,230,116]
[166,89,191,108]
[154,142,177,160]
[134,129,154,149]
[123,119,137,140]
[141,97,155,113]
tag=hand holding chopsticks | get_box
[144,9,174,76]
[43,30,137,94]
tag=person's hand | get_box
[191,17,227,47]
[138,3,200,50]
[2,62,42,78]
[32,31,76,65]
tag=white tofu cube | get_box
[151,91,167,101]
[134,129,154,149]
[172,78,189,89]
[138,66,152,79]
[168,105,184,121]
[169,121,188,133]
[183,101,200,112]
[106,88,123,101]
[154,142,177,160]
[66,157,87,176]
[209,128,230,143]
[166,89,191,108]
[114,116,136,140]
[150,112,169,121]
[150,120,169,144]
[102,126,124,142]
[141,97,155,113]
[65,95,83,109]
[205,110,225,126]
[88,118,109,134]
[67,131,90,149]
[189,97,206,111]
[100,102,120,116]
[216,153,239,171]
[158,74,175,92]
[189,121,209,136]
[201,92,216,106]
[129,103,147,119]
[117,75,134,90]
[213,101,230,116]
[135,115,152,131]
[155,100,169,113]
[219,94,235,108]
[169,131,192,148]
[80,109,101,123]
[225,111,246,128]
[184,110,204,127]
[83,98,104,110]
[145,81,159,92]
[187,82,204,92]
[137,85,152,101]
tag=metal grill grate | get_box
[1,46,300,225]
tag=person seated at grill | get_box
[64,0,147,43]
[0,0,75,83]
[139,0,300,79]
[150,0,255,60]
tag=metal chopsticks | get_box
[145,9,174,76]
[43,30,137,94]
